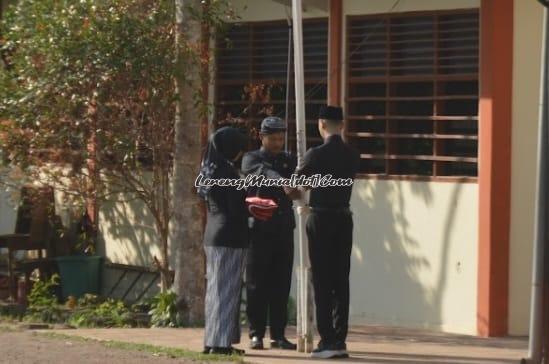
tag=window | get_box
[215,19,328,152]
[346,10,479,180]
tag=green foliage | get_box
[27,274,59,308]
[67,296,133,328]
[23,290,137,328]
[0,0,181,265]
[0,0,176,176]
[25,274,64,323]
[148,291,181,328]
[0,0,237,289]
[0,0,237,204]
[76,293,102,307]
[0,0,236,187]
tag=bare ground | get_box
[0,329,226,364]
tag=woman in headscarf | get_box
[199,126,249,356]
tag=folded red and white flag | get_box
[245,196,278,221]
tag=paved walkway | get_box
[36,326,528,364]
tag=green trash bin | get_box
[55,255,103,300]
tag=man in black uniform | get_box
[242,116,299,351]
[294,106,360,359]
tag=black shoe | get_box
[310,342,341,359]
[249,336,264,350]
[270,337,297,350]
[209,347,245,356]
[202,346,211,354]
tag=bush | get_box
[25,274,65,324]
[23,288,136,328]
[67,296,133,328]
[148,291,180,328]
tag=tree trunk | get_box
[200,1,211,234]
[155,229,171,292]
[171,0,206,326]
[86,99,99,254]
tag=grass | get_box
[35,331,245,363]
[0,323,18,332]
[0,310,245,362]
[0,315,21,332]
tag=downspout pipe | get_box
[523,2,549,363]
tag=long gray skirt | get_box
[204,246,247,348]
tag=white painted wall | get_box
[344,0,479,15]
[0,188,17,235]
[0,184,19,263]
[98,197,170,268]
[0,167,26,235]
[229,0,481,21]
[229,0,328,21]
[349,180,478,333]
[97,188,175,301]
[508,0,545,336]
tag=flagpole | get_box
[285,16,292,153]
[292,0,314,353]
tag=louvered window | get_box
[215,19,328,151]
[346,9,479,181]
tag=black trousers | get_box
[306,210,353,345]
[246,227,294,340]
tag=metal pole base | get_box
[297,336,314,353]
[297,337,305,352]
[305,335,314,353]
[520,358,534,364]
[521,356,546,364]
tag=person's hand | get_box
[283,186,301,200]
[296,205,311,215]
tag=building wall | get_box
[0,188,17,235]
[97,186,174,301]
[0,169,165,300]
[343,0,479,15]
[98,198,170,268]
[0,185,18,262]
[508,0,544,336]
[229,0,328,21]
[345,0,480,335]
[228,0,480,334]
[350,180,478,333]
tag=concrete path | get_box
[36,325,528,364]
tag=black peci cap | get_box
[318,105,343,121]
[260,116,287,134]
[213,126,248,160]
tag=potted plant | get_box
[54,212,103,300]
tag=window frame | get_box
[214,18,329,152]
[345,8,480,183]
